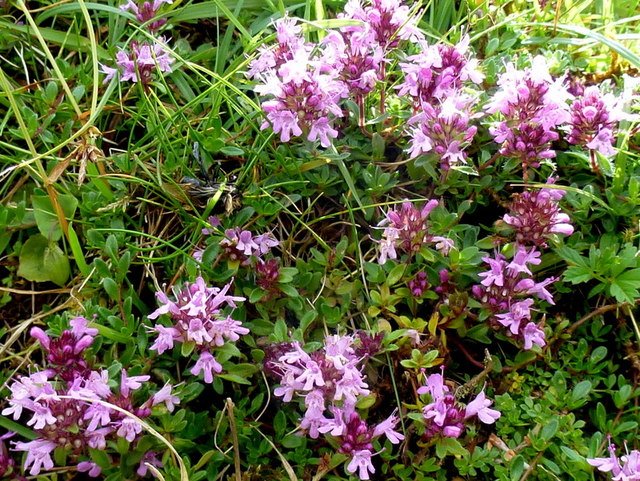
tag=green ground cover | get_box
[1,0,640,480]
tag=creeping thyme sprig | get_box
[417,368,500,439]
[472,246,554,349]
[3,318,178,477]
[268,333,400,480]
[147,276,249,383]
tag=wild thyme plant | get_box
[1,0,639,480]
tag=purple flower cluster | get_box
[248,17,346,147]
[341,0,424,50]
[503,177,574,247]
[486,56,572,177]
[272,336,370,420]
[397,36,483,105]
[0,433,20,481]
[408,271,428,297]
[321,28,384,100]
[249,1,422,147]
[376,200,453,264]
[147,276,248,383]
[417,369,500,438]
[567,85,624,157]
[2,318,177,477]
[407,94,479,170]
[219,227,279,265]
[101,0,174,86]
[588,443,640,481]
[269,334,402,480]
[397,37,483,168]
[101,38,174,86]
[472,246,555,349]
[319,404,403,480]
[199,219,283,299]
[120,0,172,32]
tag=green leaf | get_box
[556,246,589,267]
[435,437,468,458]
[226,363,259,379]
[88,448,111,470]
[273,411,287,437]
[0,19,109,58]
[299,310,317,332]
[510,455,525,481]
[613,421,638,435]
[563,266,594,284]
[274,318,288,341]
[617,268,640,283]
[570,380,592,406]
[609,279,639,303]
[0,414,37,440]
[68,222,90,276]
[32,193,78,242]
[181,341,196,357]
[249,288,266,303]
[386,264,406,286]
[540,417,559,442]
[595,402,607,430]
[281,434,303,448]
[216,373,251,385]
[102,277,119,300]
[355,394,377,409]
[17,234,70,286]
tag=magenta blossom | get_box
[567,85,626,157]
[503,177,574,247]
[340,0,424,49]
[147,276,248,383]
[4,320,177,477]
[588,442,640,481]
[249,17,347,147]
[473,246,552,349]
[397,36,484,105]
[376,200,453,263]
[407,93,479,170]
[120,0,172,32]
[486,56,572,177]
[101,38,174,86]
[417,369,500,438]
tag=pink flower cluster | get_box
[199,219,283,298]
[376,200,453,264]
[219,227,279,264]
[406,93,479,170]
[100,0,174,85]
[503,177,574,247]
[321,27,384,99]
[397,36,483,105]
[249,0,422,147]
[588,443,640,481]
[147,276,249,383]
[486,56,572,176]
[101,39,174,86]
[3,317,176,477]
[120,0,172,32]
[270,334,402,480]
[567,85,625,157]
[472,246,554,349]
[248,17,347,147]
[341,0,423,50]
[397,36,483,168]
[418,369,500,438]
